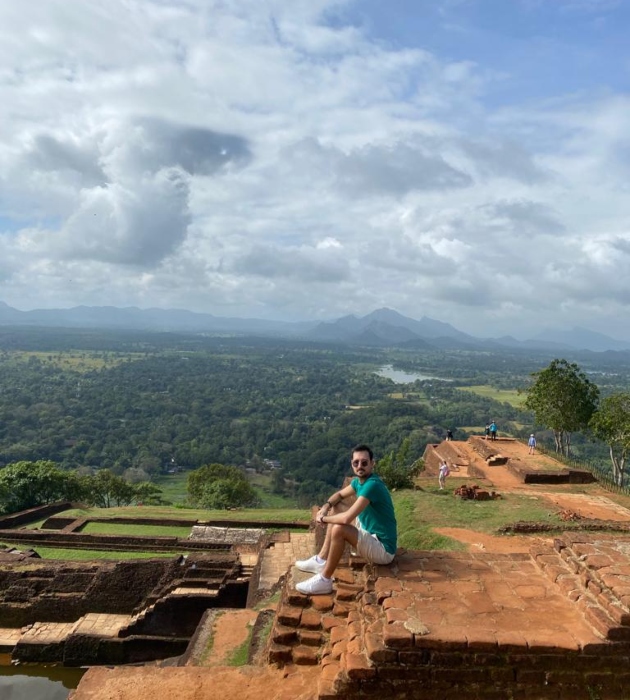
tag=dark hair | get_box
[351,444,373,461]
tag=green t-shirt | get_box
[351,473,397,555]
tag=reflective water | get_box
[0,655,85,700]
[375,364,447,384]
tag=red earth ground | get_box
[71,438,630,700]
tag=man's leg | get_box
[296,523,358,595]
[321,524,358,579]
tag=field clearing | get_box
[3,350,144,371]
[58,505,311,522]
[393,483,565,550]
[153,472,189,504]
[460,385,526,407]
[82,522,194,537]
[0,543,178,561]
[154,471,301,510]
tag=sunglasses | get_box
[351,459,370,467]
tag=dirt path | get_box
[434,527,553,553]
[201,609,258,666]
[71,665,320,700]
[465,440,630,511]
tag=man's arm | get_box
[315,483,356,525]
[317,495,369,526]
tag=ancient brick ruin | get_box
[268,535,630,699]
[0,505,309,666]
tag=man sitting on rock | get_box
[294,444,398,596]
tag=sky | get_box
[1,0,630,340]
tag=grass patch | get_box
[153,472,190,504]
[0,542,179,560]
[248,473,303,509]
[81,522,193,537]
[393,482,565,550]
[153,470,302,509]
[460,385,526,408]
[58,505,310,522]
[225,624,255,667]
[254,590,281,611]
[5,350,143,371]
[22,518,48,530]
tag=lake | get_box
[375,365,448,384]
[0,656,85,700]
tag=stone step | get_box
[533,539,630,641]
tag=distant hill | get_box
[0,301,628,353]
[532,326,630,353]
[306,308,478,347]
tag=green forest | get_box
[1,327,630,509]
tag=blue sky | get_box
[0,0,629,339]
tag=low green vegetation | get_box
[0,543,178,560]
[460,385,526,408]
[81,522,194,537]
[59,505,310,522]
[393,481,565,550]
[188,463,258,510]
[226,625,254,667]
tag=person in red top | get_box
[294,444,397,596]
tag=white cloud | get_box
[0,0,629,338]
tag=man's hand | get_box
[315,502,330,525]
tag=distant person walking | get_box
[489,421,497,441]
[446,429,453,441]
[484,424,490,440]
[528,434,537,454]
[438,461,450,490]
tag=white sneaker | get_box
[296,574,333,596]
[296,555,325,574]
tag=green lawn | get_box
[460,385,526,408]
[81,522,194,537]
[393,481,564,550]
[153,472,189,504]
[153,470,302,510]
[0,543,179,561]
[58,505,310,522]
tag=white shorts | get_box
[355,524,395,565]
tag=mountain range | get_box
[0,301,628,353]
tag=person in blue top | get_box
[528,434,537,454]
[295,444,398,596]
[489,421,497,441]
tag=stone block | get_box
[332,602,352,617]
[330,626,346,645]
[374,577,403,594]
[385,607,408,624]
[277,605,302,627]
[345,653,376,680]
[383,621,413,649]
[336,584,363,602]
[268,642,292,664]
[331,640,346,660]
[334,568,356,584]
[272,624,298,645]
[322,616,343,631]
[397,649,431,665]
[432,667,488,684]
[382,595,415,610]
[285,590,310,608]
[311,595,334,612]
[300,609,322,630]
[292,644,319,665]
[365,632,398,663]
[299,629,323,647]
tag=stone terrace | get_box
[269,538,630,699]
